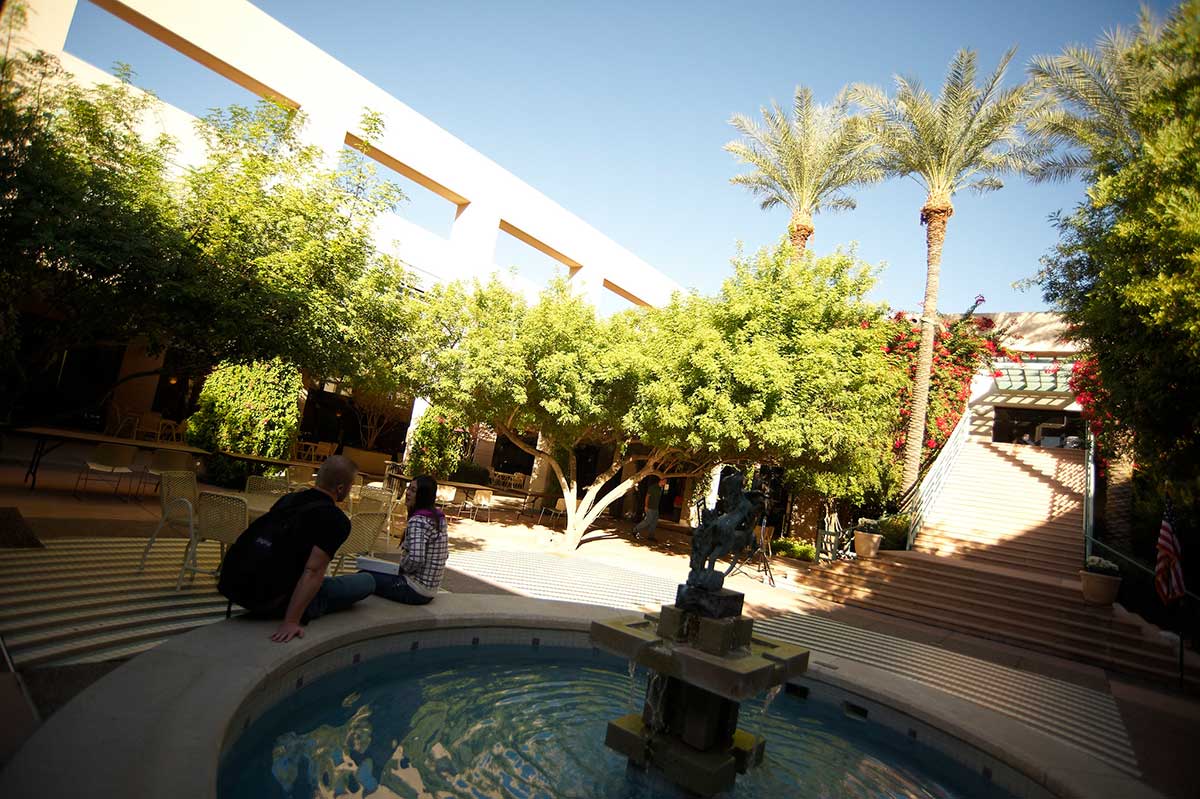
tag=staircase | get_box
[798,441,1189,685]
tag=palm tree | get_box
[725,86,880,255]
[1026,10,1164,181]
[852,49,1039,494]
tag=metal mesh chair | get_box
[462,489,493,522]
[538,498,566,526]
[286,465,315,489]
[138,470,199,572]
[333,511,388,574]
[136,448,196,495]
[354,485,393,513]
[177,491,249,589]
[245,475,289,496]
[74,443,138,498]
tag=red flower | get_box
[992,370,1003,378]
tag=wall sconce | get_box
[168,376,178,385]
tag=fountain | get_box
[591,472,810,796]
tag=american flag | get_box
[1155,496,1186,605]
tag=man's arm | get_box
[271,546,331,643]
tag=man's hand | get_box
[271,621,305,643]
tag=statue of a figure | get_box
[687,472,764,590]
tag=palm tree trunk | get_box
[788,215,814,255]
[900,201,954,494]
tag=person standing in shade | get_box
[371,475,449,605]
[632,475,663,542]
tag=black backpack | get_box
[218,497,327,612]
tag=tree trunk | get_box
[788,215,814,256]
[900,200,954,494]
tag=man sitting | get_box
[218,455,375,643]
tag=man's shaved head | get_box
[316,455,358,492]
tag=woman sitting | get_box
[371,475,449,604]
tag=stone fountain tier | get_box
[590,587,809,796]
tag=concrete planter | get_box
[854,531,883,559]
[1079,570,1122,605]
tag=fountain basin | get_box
[0,594,1162,799]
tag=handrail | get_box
[904,404,971,549]
[1081,439,1196,690]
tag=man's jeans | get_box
[302,572,376,622]
[633,509,660,536]
[370,572,434,605]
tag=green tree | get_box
[725,86,880,253]
[1026,8,1164,182]
[1036,0,1200,482]
[852,49,1039,493]
[0,48,198,419]
[434,244,899,550]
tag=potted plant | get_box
[853,518,884,559]
[1079,556,1122,605]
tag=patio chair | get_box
[73,443,138,499]
[435,484,458,508]
[538,498,566,526]
[106,402,139,439]
[461,489,493,522]
[332,511,388,575]
[245,475,289,496]
[296,441,335,463]
[138,470,199,573]
[136,448,197,496]
[354,485,394,514]
[511,472,528,490]
[157,418,184,443]
[176,492,249,589]
[287,464,315,489]
[135,411,164,441]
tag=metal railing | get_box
[1081,435,1198,690]
[904,405,972,550]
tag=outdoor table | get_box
[218,450,319,470]
[8,426,209,490]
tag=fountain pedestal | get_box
[591,584,809,796]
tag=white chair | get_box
[138,470,199,572]
[462,489,493,522]
[286,464,314,489]
[136,448,196,496]
[245,475,289,496]
[333,511,388,575]
[435,484,458,508]
[176,491,249,590]
[538,498,566,526]
[74,443,138,498]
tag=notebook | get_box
[356,556,400,575]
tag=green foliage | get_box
[725,86,881,243]
[1037,0,1200,481]
[186,360,302,487]
[772,539,816,562]
[450,460,490,486]
[406,406,471,480]
[1084,555,1121,576]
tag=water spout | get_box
[761,685,782,717]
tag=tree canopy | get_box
[1036,0,1200,483]
[432,245,900,548]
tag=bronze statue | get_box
[687,471,764,590]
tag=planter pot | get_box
[854,531,883,559]
[1079,570,1122,605]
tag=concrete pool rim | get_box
[0,594,1161,799]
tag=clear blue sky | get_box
[63,0,1170,313]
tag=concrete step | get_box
[0,570,220,606]
[10,617,223,669]
[787,580,1190,686]
[5,604,228,650]
[831,554,1087,605]
[802,568,1156,649]
[0,588,220,624]
[912,545,1080,578]
[818,561,1142,635]
[0,594,227,636]
[914,538,1082,571]
[920,518,1083,543]
[916,528,1082,559]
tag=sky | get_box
[63,0,1171,314]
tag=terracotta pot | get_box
[854,530,883,559]
[1079,570,1121,605]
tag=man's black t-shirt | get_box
[266,489,351,597]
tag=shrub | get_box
[773,538,816,562]
[450,460,490,485]
[186,359,302,487]
[877,514,911,550]
[406,405,471,480]
[1085,556,1120,576]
